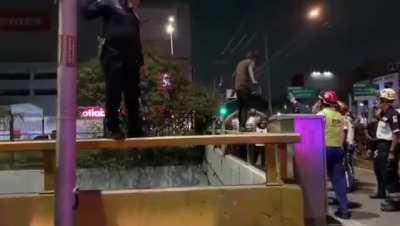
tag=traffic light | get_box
[219,105,228,118]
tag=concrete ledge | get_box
[205,146,266,186]
[0,170,44,194]
[0,166,208,194]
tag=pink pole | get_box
[55,0,78,226]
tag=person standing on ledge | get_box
[82,0,146,139]
[234,51,259,130]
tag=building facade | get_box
[0,0,192,116]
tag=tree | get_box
[78,59,105,106]
[77,51,219,168]
[78,50,219,135]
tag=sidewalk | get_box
[329,168,400,226]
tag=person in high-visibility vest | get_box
[317,90,351,219]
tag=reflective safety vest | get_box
[318,107,344,148]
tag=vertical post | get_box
[278,144,288,181]
[348,93,353,113]
[9,113,14,141]
[170,33,174,55]
[293,116,326,226]
[56,0,78,226]
[43,150,56,191]
[269,115,327,226]
[265,144,282,184]
[264,34,273,115]
[42,116,45,136]
[9,112,15,168]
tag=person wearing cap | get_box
[317,90,351,219]
[234,51,259,130]
[373,88,400,211]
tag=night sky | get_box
[113,0,400,101]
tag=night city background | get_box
[1,0,400,110]
[2,1,400,226]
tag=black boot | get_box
[370,193,386,199]
[381,200,400,212]
[334,210,351,220]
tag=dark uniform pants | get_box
[375,140,400,202]
[385,154,400,202]
[374,140,391,196]
[326,148,349,214]
[100,43,143,137]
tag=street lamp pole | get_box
[170,31,174,56]
[56,0,78,226]
[264,34,273,115]
[166,16,175,56]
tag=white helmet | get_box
[379,88,397,101]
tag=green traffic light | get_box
[219,106,228,116]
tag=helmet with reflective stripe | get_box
[379,88,396,101]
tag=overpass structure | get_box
[0,115,328,226]
[0,0,328,225]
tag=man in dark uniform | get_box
[234,51,259,129]
[82,0,145,139]
[373,88,400,211]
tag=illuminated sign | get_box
[78,107,105,119]
[0,11,51,31]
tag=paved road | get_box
[329,168,400,226]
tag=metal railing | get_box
[0,133,300,190]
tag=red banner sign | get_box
[0,11,51,31]
[78,107,105,119]
[59,34,77,67]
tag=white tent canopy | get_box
[0,103,44,118]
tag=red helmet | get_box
[320,90,338,106]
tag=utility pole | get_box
[55,0,78,226]
[264,34,273,115]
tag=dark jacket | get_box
[82,0,144,65]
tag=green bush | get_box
[77,147,204,169]
[77,51,219,168]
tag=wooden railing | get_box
[0,133,300,190]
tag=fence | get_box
[0,133,300,189]
[0,111,196,141]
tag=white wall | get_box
[205,146,266,186]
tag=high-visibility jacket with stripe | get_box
[318,107,344,148]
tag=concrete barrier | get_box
[0,185,304,226]
[0,166,208,194]
[205,146,265,186]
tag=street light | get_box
[264,6,324,115]
[165,16,176,56]
[308,6,322,20]
[166,23,175,34]
[310,70,335,80]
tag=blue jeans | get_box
[326,147,349,214]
